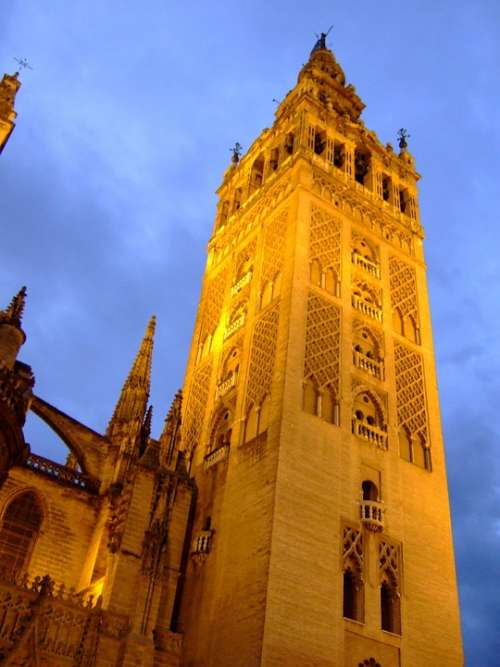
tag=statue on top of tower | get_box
[311,26,333,55]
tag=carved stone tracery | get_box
[303,292,341,392]
[394,343,428,443]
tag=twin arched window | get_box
[0,491,43,577]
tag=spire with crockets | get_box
[106,315,156,445]
[0,286,27,328]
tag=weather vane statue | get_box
[312,26,333,53]
[13,57,33,74]
[397,128,410,150]
[230,142,243,165]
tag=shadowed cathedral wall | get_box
[0,466,98,589]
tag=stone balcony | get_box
[231,271,252,296]
[191,530,213,557]
[353,349,384,381]
[352,418,387,449]
[351,294,382,322]
[224,313,245,340]
[215,371,238,399]
[352,251,380,278]
[24,453,100,493]
[204,443,229,470]
[360,499,384,532]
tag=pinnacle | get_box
[106,315,156,440]
[0,286,27,327]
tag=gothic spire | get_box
[106,315,156,442]
[0,286,27,328]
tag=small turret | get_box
[106,316,155,445]
[0,72,21,154]
[0,287,27,369]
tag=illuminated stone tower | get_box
[179,36,462,666]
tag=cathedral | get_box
[0,36,463,666]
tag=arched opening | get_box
[208,409,233,454]
[233,188,242,213]
[258,395,271,434]
[343,567,363,622]
[313,127,327,156]
[392,308,404,335]
[310,259,322,287]
[380,580,400,634]
[321,386,339,425]
[324,267,338,296]
[269,147,279,172]
[303,378,319,416]
[284,132,295,155]
[354,147,371,188]
[333,140,345,169]
[219,200,229,228]
[260,281,273,310]
[362,480,378,501]
[404,314,418,344]
[0,491,43,577]
[352,391,387,447]
[244,404,259,443]
[398,426,412,462]
[249,155,265,193]
[413,433,427,469]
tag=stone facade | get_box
[0,36,462,666]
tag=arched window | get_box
[310,258,322,287]
[380,580,401,634]
[343,567,363,622]
[321,385,339,425]
[244,404,259,443]
[0,492,43,577]
[208,409,233,454]
[354,147,371,187]
[403,314,418,344]
[392,308,404,335]
[362,480,378,501]
[398,426,412,462]
[249,156,265,193]
[303,377,319,416]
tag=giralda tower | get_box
[178,36,463,667]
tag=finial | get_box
[397,128,410,151]
[311,26,333,55]
[230,142,243,165]
[0,286,27,327]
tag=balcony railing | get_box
[352,294,382,322]
[191,530,213,556]
[231,271,252,296]
[360,499,384,532]
[352,418,388,449]
[353,349,384,380]
[352,251,380,278]
[224,313,245,339]
[215,372,238,399]
[204,443,229,470]
[24,453,100,493]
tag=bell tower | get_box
[178,36,462,666]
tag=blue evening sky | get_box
[1,2,499,663]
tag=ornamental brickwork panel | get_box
[200,268,229,341]
[389,256,419,321]
[245,303,280,409]
[379,540,401,591]
[394,342,428,442]
[260,210,288,287]
[303,291,341,391]
[343,525,364,576]
[309,205,341,283]
[183,362,212,456]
